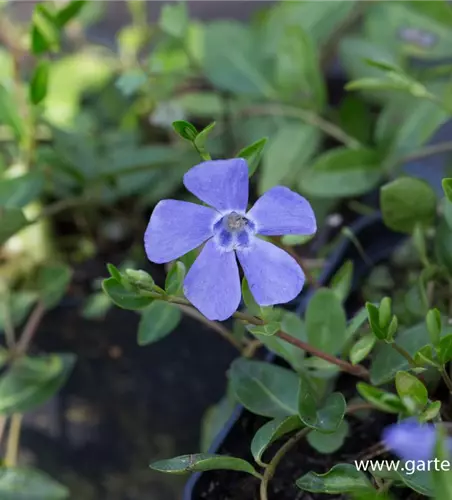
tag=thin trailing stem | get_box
[260,428,309,500]
[2,293,15,349]
[440,366,452,394]
[15,302,46,356]
[390,342,417,368]
[5,414,23,467]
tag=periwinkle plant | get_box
[103,119,452,500]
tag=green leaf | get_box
[356,383,404,413]
[433,425,452,499]
[115,69,147,97]
[421,400,441,422]
[395,370,428,413]
[237,137,268,177]
[0,173,44,209]
[442,178,452,203]
[37,263,72,309]
[247,322,280,337]
[307,420,349,454]
[330,260,353,302]
[438,334,452,365]
[172,120,198,142]
[201,396,236,453]
[102,277,154,310]
[414,344,439,368]
[137,302,181,346]
[150,454,259,477]
[366,302,386,340]
[350,334,376,365]
[193,122,215,159]
[0,208,29,245]
[165,262,186,296]
[0,354,75,415]
[159,2,188,38]
[31,4,60,55]
[426,308,442,346]
[0,84,25,139]
[338,95,372,144]
[55,0,86,27]
[30,60,50,105]
[370,322,431,384]
[241,278,261,317]
[0,292,37,333]
[298,377,346,433]
[381,177,437,233]
[229,358,299,418]
[435,219,452,273]
[203,21,275,97]
[251,415,302,464]
[306,288,347,355]
[300,148,382,198]
[0,466,69,499]
[346,307,369,339]
[297,464,372,494]
[260,122,320,193]
[106,263,123,282]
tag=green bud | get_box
[379,297,392,329]
[124,269,155,291]
[386,315,398,343]
[426,308,441,346]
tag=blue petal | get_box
[237,238,305,306]
[184,239,241,321]
[383,420,438,461]
[144,200,216,263]
[183,159,249,212]
[248,186,316,236]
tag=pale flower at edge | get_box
[144,159,317,321]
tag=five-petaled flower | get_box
[144,158,316,320]
[383,419,452,461]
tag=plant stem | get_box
[2,294,15,349]
[440,367,452,393]
[243,104,361,149]
[398,141,452,166]
[163,295,370,379]
[260,428,309,500]
[176,303,243,352]
[15,302,46,356]
[5,414,22,467]
[390,342,417,368]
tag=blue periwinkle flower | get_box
[144,158,316,320]
[383,419,452,461]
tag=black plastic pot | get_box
[183,211,405,500]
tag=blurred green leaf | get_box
[381,177,437,233]
[330,261,353,303]
[433,424,452,499]
[306,288,347,355]
[37,263,72,309]
[395,370,428,413]
[82,292,111,320]
[159,2,188,38]
[150,454,259,477]
[229,358,299,418]
[442,178,452,202]
[0,173,44,208]
[55,0,86,27]
[31,4,60,55]
[260,122,320,194]
[426,308,442,346]
[203,21,275,97]
[0,84,25,139]
[237,137,268,177]
[435,219,452,273]
[300,148,382,198]
[102,278,154,310]
[201,396,236,452]
[297,464,373,494]
[350,334,376,365]
[0,354,75,415]
[193,122,215,159]
[0,208,29,245]
[307,420,349,454]
[138,302,181,346]
[241,278,261,317]
[421,400,441,422]
[338,96,372,144]
[356,383,404,413]
[30,60,50,105]
[115,69,147,97]
[0,292,37,333]
[438,334,452,365]
[165,262,186,296]
[251,415,302,464]
[0,467,69,499]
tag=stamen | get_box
[226,212,247,231]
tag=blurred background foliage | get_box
[1,1,452,499]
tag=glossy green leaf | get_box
[165,262,186,296]
[30,60,50,105]
[0,354,75,415]
[251,415,302,464]
[300,148,382,198]
[0,208,29,245]
[237,137,268,177]
[138,302,181,346]
[381,177,437,233]
[426,308,442,346]
[395,371,428,413]
[106,263,123,282]
[0,466,69,499]
[356,383,404,414]
[172,120,198,142]
[102,277,154,310]
[193,122,215,159]
[229,358,299,418]
[307,420,349,454]
[414,344,439,368]
[350,334,376,365]
[438,334,452,365]
[297,464,372,494]
[0,173,44,208]
[306,288,347,355]
[330,261,353,302]
[55,0,86,27]
[0,84,25,139]
[366,302,386,340]
[298,377,346,433]
[150,454,259,477]
[37,263,72,309]
[443,178,452,203]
